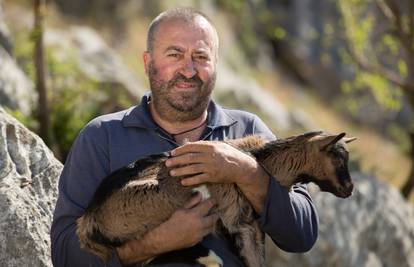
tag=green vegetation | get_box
[12,30,135,161]
[339,1,404,112]
[338,0,414,197]
[216,0,273,66]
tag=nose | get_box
[344,180,354,193]
[179,59,197,78]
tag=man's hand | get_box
[166,141,270,213]
[116,193,218,266]
[167,141,259,185]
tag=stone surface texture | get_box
[0,46,35,115]
[266,172,414,267]
[0,107,62,267]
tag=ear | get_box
[343,137,357,143]
[143,51,150,76]
[303,131,324,139]
[319,132,346,151]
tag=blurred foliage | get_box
[5,108,38,130]
[215,0,279,66]
[388,123,411,154]
[13,31,105,160]
[214,89,277,131]
[338,0,407,112]
[339,0,414,197]
[48,52,103,159]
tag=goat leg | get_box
[233,221,265,267]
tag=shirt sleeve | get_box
[251,115,319,252]
[257,180,319,252]
[50,121,123,267]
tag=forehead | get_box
[153,17,216,52]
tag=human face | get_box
[144,18,217,122]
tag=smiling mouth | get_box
[174,82,198,90]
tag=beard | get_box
[148,61,216,122]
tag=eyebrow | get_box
[164,45,211,55]
[164,46,185,53]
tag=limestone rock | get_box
[215,61,295,132]
[45,26,145,101]
[0,45,35,115]
[0,107,62,267]
[266,172,414,267]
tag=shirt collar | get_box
[122,92,237,130]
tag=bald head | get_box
[146,8,219,58]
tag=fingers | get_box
[183,192,202,209]
[170,163,205,177]
[191,198,216,216]
[170,142,213,157]
[204,213,219,228]
[181,173,210,186]
[200,213,219,236]
[166,152,208,167]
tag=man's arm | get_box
[168,141,270,213]
[116,193,218,265]
[257,179,318,252]
[167,115,318,253]
[250,115,319,252]
[51,123,122,266]
[51,122,218,266]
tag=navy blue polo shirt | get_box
[51,93,318,267]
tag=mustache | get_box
[169,73,203,87]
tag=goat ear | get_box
[319,132,346,151]
[343,137,357,143]
[303,131,324,139]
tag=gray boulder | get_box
[0,46,35,115]
[0,107,62,267]
[45,26,145,101]
[266,172,414,267]
[215,61,293,132]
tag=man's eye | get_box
[195,55,208,61]
[168,53,180,58]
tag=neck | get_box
[252,140,307,188]
[149,101,208,139]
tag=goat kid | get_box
[76,131,356,267]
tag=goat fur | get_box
[76,131,355,266]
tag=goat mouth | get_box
[335,186,353,198]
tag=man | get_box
[51,7,318,267]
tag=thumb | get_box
[183,192,202,209]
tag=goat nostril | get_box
[345,181,354,191]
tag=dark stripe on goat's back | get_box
[85,152,170,212]
[251,139,288,160]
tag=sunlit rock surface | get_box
[266,172,414,267]
[45,26,145,102]
[0,46,35,115]
[0,107,62,267]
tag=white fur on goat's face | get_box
[306,133,354,198]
